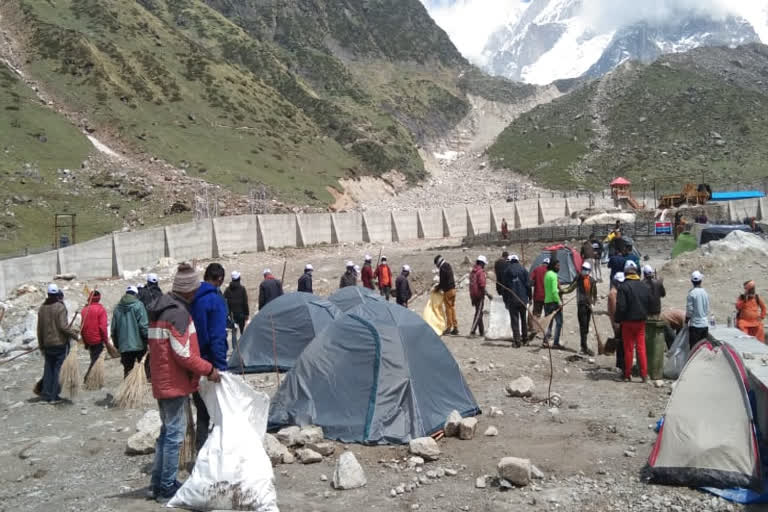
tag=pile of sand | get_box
[663,231,768,279]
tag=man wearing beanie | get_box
[146,263,221,503]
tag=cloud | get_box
[421,0,529,63]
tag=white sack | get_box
[485,297,512,340]
[663,327,690,380]
[169,373,278,511]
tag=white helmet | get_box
[305,264,314,271]
[691,270,704,283]
[614,272,626,283]
[543,257,551,265]
[231,271,241,280]
[354,265,361,273]
[126,285,139,295]
[47,283,60,295]
[623,260,638,272]
[582,261,592,271]
[642,265,654,277]
[402,264,411,272]
[263,268,271,275]
[365,254,372,261]
[477,255,488,265]
[508,254,520,262]
[346,261,355,268]
[147,273,159,284]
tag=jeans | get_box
[42,345,68,402]
[151,396,187,497]
[544,303,563,345]
[193,392,210,452]
[577,304,591,351]
[508,303,527,343]
[85,343,104,381]
[120,350,147,378]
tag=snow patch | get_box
[433,150,464,163]
[87,135,122,160]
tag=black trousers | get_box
[232,312,246,334]
[471,297,485,336]
[577,304,591,351]
[193,392,210,452]
[120,350,146,378]
[689,326,709,350]
[508,303,527,342]
[84,343,104,381]
[380,286,391,301]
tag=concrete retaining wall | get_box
[539,199,567,223]
[392,211,419,241]
[727,199,759,222]
[466,206,491,236]
[443,206,468,238]
[1,251,59,296]
[332,212,364,243]
[491,204,516,230]
[166,220,215,261]
[257,214,298,250]
[299,213,333,246]
[516,199,539,228]
[363,211,392,243]
[114,227,167,275]
[417,209,444,239]
[213,215,259,256]
[58,235,115,278]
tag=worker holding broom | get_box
[36,284,80,403]
[80,290,109,386]
[146,263,222,503]
[112,286,150,377]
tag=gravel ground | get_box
[0,237,756,512]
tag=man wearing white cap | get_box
[258,268,283,310]
[339,261,357,289]
[563,261,598,356]
[112,285,150,377]
[469,256,491,337]
[502,254,530,346]
[616,260,652,382]
[298,264,314,294]
[37,283,80,403]
[686,270,710,349]
[361,255,375,290]
[224,271,249,334]
[642,265,665,320]
[529,257,550,319]
[138,273,163,310]
[395,265,413,307]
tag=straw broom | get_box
[178,398,197,471]
[83,349,106,391]
[59,340,80,399]
[114,353,149,409]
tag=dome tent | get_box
[529,244,583,284]
[228,292,341,373]
[327,285,384,312]
[268,301,480,444]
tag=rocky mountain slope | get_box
[481,0,763,84]
[488,44,768,192]
[0,0,535,256]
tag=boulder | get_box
[276,426,301,446]
[459,417,478,440]
[263,433,291,466]
[444,410,462,437]
[409,437,440,461]
[332,452,367,490]
[484,426,499,437]
[126,410,161,455]
[306,441,336,457]
[497,457,531,486]
[296,425,324,446]
[505,376,535,398]
[296,448,323,464]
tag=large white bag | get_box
[485,297,512,340]
[169,373,278,511]
[663,327,690,380]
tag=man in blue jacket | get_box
[191,263,228,451]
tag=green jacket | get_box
[111,294,149,353]
[544,270,561,305]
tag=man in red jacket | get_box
[146,263,221,503]
[530,257,550,318]
[80,290,108,382]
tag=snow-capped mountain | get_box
[430,0,765,84]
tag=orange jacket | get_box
[375,264,392,287]
[736,294,767,326]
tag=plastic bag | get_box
[485,297,512,340]
[663,327,689,380]
[169,373,278,511]
[423,290,447,336]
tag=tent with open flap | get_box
[643,341,762,490]
[268,301,480,444]
[228,292,341,373]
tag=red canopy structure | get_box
[610,177,631,186]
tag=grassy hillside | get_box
[489,44,768,191]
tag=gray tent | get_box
[268,301,480,444]
[228,292,341,373]
[327,285,384,312]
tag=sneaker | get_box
[442,328,451,336]
[450,328,459,336]
[155,481,182,504]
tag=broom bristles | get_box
[83,350,106,391]
[114,353,149,409]
[179,398,197,471]
[59,342,80,399]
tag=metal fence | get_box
[0,244,54,261]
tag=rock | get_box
[497,457,531,486]
[459,417,478,440]
[531,465,545,479]
[126,411,161,455]
[484,426,499,437]
[306,441,335,457]
[445,468,458,476]
[623,450,636,458]
[409,437,440,461]
[276,426,301,446]
[390,489,397,497]
[320,474,328,482]
[407,456,425,468]
[296,425,324,446]
[505,376,535,398]
[332,452,366,490]
[263,433,291,466]
[282,451,295,464]
[489,407,504,417]
[475,476,487,488]
[296,448,323,464]
[395,484,405,494]
[426,470,438,479]
[444,410,462,437]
